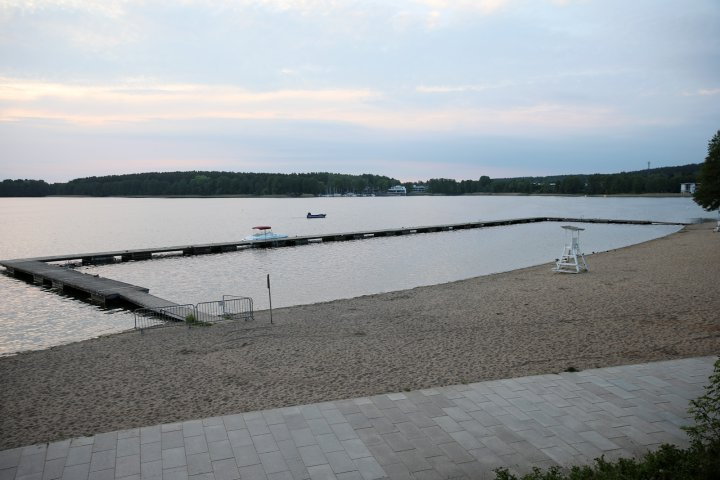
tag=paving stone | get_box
[578,431,621,452]
[160,432,184,451]
[270,424,293,443]
[183,437,208,457]
[329,425,357,442]
[89,451,115,473]
[91,435,117,454]
[367,419,395,436]
[201,418,223,428]
[160,448,186,470]
[17,454,45,477]
[300,406,323,421]
[61,463,89,480]
[161,425,182,434]
[420,427,454,445]
[393,450,432,473]
[351,457,385,480]
[319,410,345,426]
[227,429,253,449]
[339,441,371,461]
[354,430,383,451]
[139,460,161,479]
[139,429,160,446]
[426,455,466,479]
[305,464,334,480]
[284,414,310,432]
[232,444,259,468]
[203,426,228,444]
[65,447,92,468]
[263,410,286,426]
[42,458,66,480]
[325,452,356,475]
[187,453,213,475]
[116,438,140,459]
[181,422,204,439]
[87,469,114,480]
[283,457,309,480]
[298,446,327,468]
[380,434,413,453]
[378,463,411,480]
[291,429,317,448]
[344,414,371,430]
[139,443,160,464]
[0,468,18,480]
[46,442,71,462]
[267,472,293,480]
[394,423,424,440]
[115,454,141,478]
[315,435,343,455]
[161,466,187,480]
[406,438,442,460]
[307,420,332,437]
[276,441,299,462]
[259,451,288,475]
[210,459,239,480]
[222,414,246,432]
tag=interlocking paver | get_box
[2,357,715,480]
[298,446,327,468]
[207,440,233,461]
[115,454,140,478]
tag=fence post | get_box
[267,274,273,324]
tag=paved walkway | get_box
[1,357,715,480]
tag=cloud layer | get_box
[1,0,718,181]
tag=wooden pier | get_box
[0,217,687,310]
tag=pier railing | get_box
[196,296,254,322]
[133,295,255,331]
[133,304,197,331]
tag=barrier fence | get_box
[133,295,254,331]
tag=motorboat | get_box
[244,226,289,241]
[306,212,326,219]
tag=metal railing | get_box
[133,295,254,331]
[197,295,255,323]
[133,304,197,331]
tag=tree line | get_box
[410,164,699,195]
[0,164,700,197]
[0,172,401,197]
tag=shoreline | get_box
[1,222,719,449]
[9,193,695,199]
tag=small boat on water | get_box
[244,226,289,241]
[306,212,326,219]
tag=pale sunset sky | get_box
[1,0,718,182]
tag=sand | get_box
[1,222,719,450]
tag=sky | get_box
[1,0,719,183]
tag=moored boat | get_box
[244,226,289,241]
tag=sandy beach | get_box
[1,222,718,450]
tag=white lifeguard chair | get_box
[553,225,589,274]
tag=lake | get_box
[0,195,710,355]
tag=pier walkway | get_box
[0,217,688,310]
[0,356,714,480]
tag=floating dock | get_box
[0,217,687,309]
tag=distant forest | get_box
[0,164,700,197]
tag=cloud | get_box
[683,88,720,97]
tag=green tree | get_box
[694,130,720,211]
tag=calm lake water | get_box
[0,195,710,355]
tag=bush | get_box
[494,359,720,480]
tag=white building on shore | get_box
[387,185,407,195]
[680,183,697,195]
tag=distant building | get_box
[387,185,407,195]
[680,183,697,195]
[412,184,428,193]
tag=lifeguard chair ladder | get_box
[553,225,588,274]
